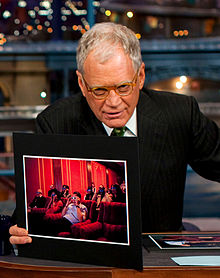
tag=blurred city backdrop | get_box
[0,0,220,231]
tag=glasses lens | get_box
[91,88,108,99]
[116,83,132,95]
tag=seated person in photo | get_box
[46,193,63,214]
[102,189,113,203]
[92,184,105,201]
[95,193,103,211]
[120,181,126,194]
[48,184,60,197]
[29,189,46,208]
[84,186,95,200]
[60,191,88,232]
[91,182,96,194]
[119,181,126,202]
[111,183,125,203]
[92,185,106,210]
[60,185,71,199]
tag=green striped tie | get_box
[111,127,126,137]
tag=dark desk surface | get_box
[1,247,220,278]
[1,247,220,266]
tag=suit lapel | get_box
[80,116,107,135]
[137,90,168,197]
[79,96,108,136]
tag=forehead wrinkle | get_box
[83,48,136,87]
[90,78,133,88]
[85,73,135,88]
[84,69,131,87]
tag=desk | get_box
[1,248,220,278]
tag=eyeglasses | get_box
[82,70,139,100]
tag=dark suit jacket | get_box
[36,89,220,232]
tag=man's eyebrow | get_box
[117,79,133,85]
[90,79,133,88]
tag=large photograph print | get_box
[13,133,142,270]
[25,155,129,245]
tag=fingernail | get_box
[25,238,32,243]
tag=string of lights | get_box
[0,0,102,44]
[0,0,219,45]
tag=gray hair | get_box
[76,22,142,74]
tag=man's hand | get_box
[66,197,72,206]
[9,225,32,245]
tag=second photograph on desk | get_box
[13,133,143,270]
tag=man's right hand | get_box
[9,225,32,245]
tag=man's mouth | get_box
[104,111,123,119]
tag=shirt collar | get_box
[103,108,137,136]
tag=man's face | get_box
[71,194,80,205]
[120,182,126,193]
[77,48,145,128]
[53,195,58,201]
[107,191,113,199]
[36,191,42,197]
[111,187,117,194]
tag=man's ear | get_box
[138,62,145,90]
[76,70,86,97]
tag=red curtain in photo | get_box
[39,157,54,194]
[24,157,40,206]
[90,161,107,190]
[24,157,54,205]
[25,157,122,205]
[107,168,119,187]
[52,159,62,191]
[61,159,88,198]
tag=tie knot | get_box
[111,127,126,137]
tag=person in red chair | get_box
[61,192,88,232]
[46,193,63,214]
[92,185,106,211]
[48,184,60,198]
[102,189,113,203]
[84,186,95,200]
[29,189,47,209]
[111,184,125,203]
[60,185,71,199]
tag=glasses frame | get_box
[82,70,139,100]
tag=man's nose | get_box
[105,90,122,106]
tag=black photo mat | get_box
[13,133,143,270]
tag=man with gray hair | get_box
[9,22,220,244]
